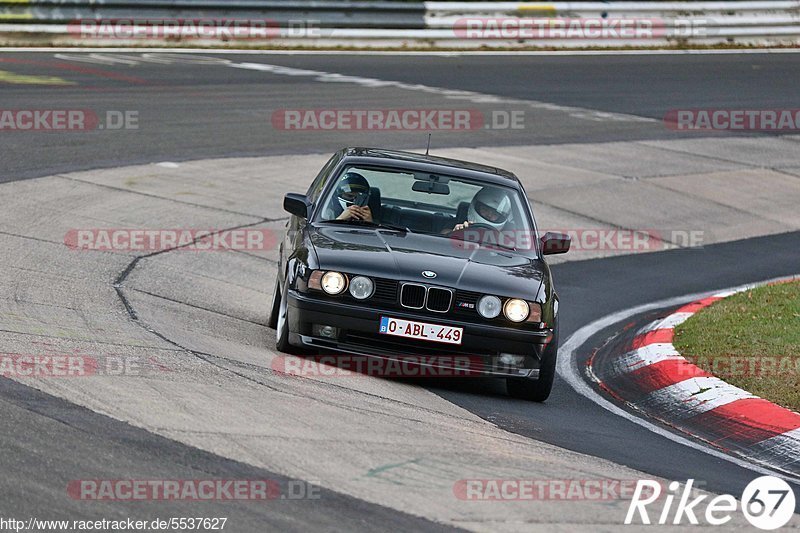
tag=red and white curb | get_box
[590,280,800,476]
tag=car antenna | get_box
[425,133,432,156]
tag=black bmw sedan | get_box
[269,147,570,401]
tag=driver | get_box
[325,172,374,222]
[450,186,512,232]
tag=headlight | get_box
[477,295,502,319]
[503,299,530,322]
[321,271,346,295]
[348,275,374,300]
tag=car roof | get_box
[338,147,521,187]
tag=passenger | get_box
[447,186,512,233]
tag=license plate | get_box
[379,316,463,345]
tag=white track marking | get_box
[714,286,753,298]
[635,319,664,336]
[47,50,655,123]
[634,376,756,419]
[712,289,745,298]
[557,274,800,482]
[53,52,234,65]
[610,311,692,336]
[2,46,800,55]
[228,61,654,123]
[749,428,800,471]
[651,311,695,330]
[609,343,682,375]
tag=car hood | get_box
[308,225,545,300]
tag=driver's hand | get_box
[355,206,373,222]
[338,206,372,222]
[336,208,355,221]
[452,221,471,232]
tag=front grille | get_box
[454,290,481,314]
[426,287,452,313]
[399,283,453,313]
[373,278,398,303]
[400,283,426,309]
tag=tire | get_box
[267,275,280,329]
[506,331,558,402]
[274,277,295,353]
[275,313,294,354]
[272,273,307,355]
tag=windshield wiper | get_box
[320,219,413,233]
[374,222,413,233]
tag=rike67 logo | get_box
[626,477,796,530]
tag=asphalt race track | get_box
[3,50,800,180]
[1,50,800,530]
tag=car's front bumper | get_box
[286,290,554,378]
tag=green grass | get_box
[673,280,800,412]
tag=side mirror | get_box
[541,232,570,255]
[284,193,311,219]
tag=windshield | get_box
[315,165,536,251]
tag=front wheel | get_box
[506,332,558,402]
[270,271,311,355]
[267,275,280,329]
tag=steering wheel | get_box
[449,222,497,235]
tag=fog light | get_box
[499,353,525,366]
[313,324,338,338]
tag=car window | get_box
[316,165,533,246]
[355,168,481,209]
[306,153,339,204]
